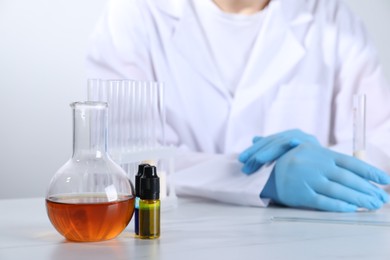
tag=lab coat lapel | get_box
[234,0,313,109]
[170,1,227,98]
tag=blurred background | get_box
[1,0,390,199]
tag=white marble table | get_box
[2,197,390,259]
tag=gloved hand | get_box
[239,129,320,174]
[261,143,390,212]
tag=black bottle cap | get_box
[135,164,150,197]
[140,165,160,200]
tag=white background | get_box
[0,0,389,199]
[0,0,108,198]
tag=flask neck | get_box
[71,102,108,159]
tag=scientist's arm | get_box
[240,1,390,211]
[86,0,153,80]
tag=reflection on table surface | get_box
[1,197,390,259]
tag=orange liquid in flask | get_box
[46,194,135,242]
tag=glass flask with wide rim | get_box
[45,101,135,242]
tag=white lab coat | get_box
[87,0,390,206]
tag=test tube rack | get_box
[87,79,177,210]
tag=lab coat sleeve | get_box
[171,151,273,207]
[330,3,390,173]
[86,0,153,80]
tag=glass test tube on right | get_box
[353,94,366,160]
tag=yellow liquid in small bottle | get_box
[46,194,134,242]
[139,199,160,239]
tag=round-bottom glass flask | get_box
[46,101,134,242]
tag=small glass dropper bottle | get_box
[139,165,160,239]
[134,163,150,236]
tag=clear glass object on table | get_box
[87,79,177,211]
[45,101,135,242]
[353,93,366,160]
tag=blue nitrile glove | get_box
[261,143,390,212]
[239,129,320,174]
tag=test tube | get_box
[353,94,366,160]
